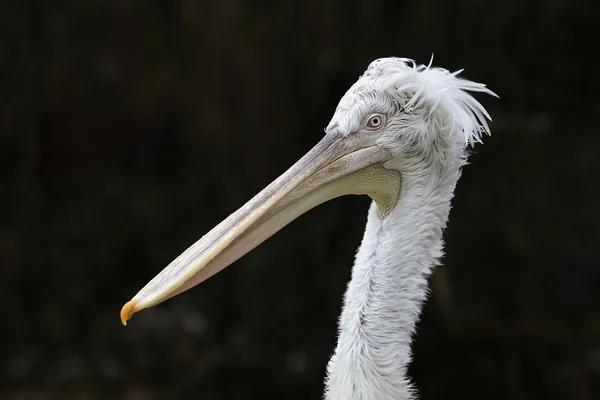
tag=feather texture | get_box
[329,57,497,147]
[323,58,495,400]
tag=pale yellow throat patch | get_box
[327,164,401,219]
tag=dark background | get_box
[2,1,599,399]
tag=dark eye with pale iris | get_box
[366,114,384,129]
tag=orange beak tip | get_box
[120,299,138,326]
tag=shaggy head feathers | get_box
[326,57,497,150]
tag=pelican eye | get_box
[365,114,385,130]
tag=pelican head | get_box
[120,57,495,324]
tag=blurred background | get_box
[2,0,599,399]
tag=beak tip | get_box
[120,299,138,326]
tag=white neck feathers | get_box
[324,160,461,400]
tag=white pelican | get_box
[121,57,496,399]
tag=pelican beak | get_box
[120,132,400,325]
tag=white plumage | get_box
[121,57,496,400]
[323,58,495,399]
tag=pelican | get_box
[120,57,495,399]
